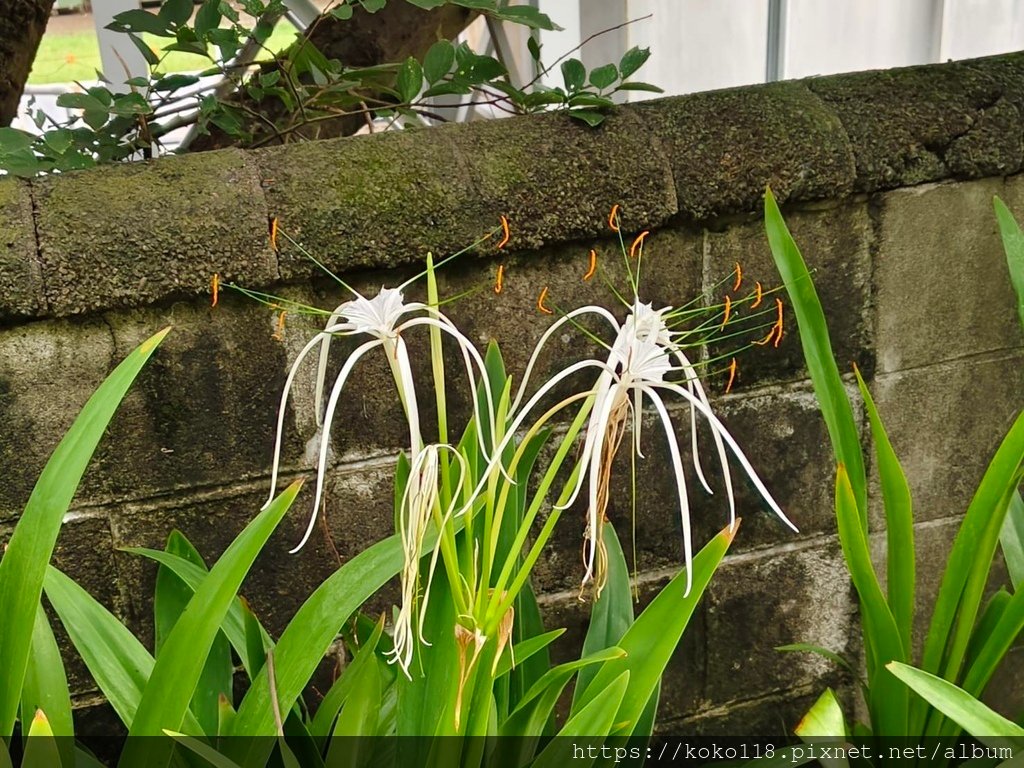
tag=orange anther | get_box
[497,215,510,250]
[211,273,219,308]
[272,310,287,341]
[583,249,597,281]
[537,286,554,315]
[720,295,732,329]
[629,230,650,259]
[751,281,763,309]
[608,204,621,232]
[725,358,738,394]
[732,262,743,292]
[269,216,279,252]
[494,264,505,294]
[773,298,784,347]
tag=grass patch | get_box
[28,25,299,85]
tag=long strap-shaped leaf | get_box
[0,327,170,737]
[20,602,74,767]
[835,465,907,735]
[572,523,735,730]
[42,565,202,735]
[118,481,302,768]
[920,412,1024,698]
[764,188,867,521]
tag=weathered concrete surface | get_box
[32,148,276,316]
[0,178,43,319]
[870,350,1024,526]
[632,81,855,220]
[0,317,114,520]
[810,55,1024,192]
[874,178,1021,374]
[705,201,873,389]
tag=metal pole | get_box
[765,0,787,82]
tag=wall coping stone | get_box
[1,50,1022,322]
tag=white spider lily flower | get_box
[264,286,496,553]
[559,299,799,596]
[389,443,466,678]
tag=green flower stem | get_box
[425,253,453,508]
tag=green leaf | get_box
[127,32,161,66]
[588,63,618,90]
[573,522,632,712]
[110,9,172,36]
[0,328,170,737]
[194,0,222,38]
[534,672,628,765]
[120,482,301,763]
[325,653,382,767]
[764,187,867,518]
[961,585,1024,699]
[888,662,1024,749]
[41,128,73,156]
[854,366,914,658]
[0,127,34,153]
[573,525,734,729]
[1001,491,1024,590]
[560,58,585,92]
[423,40,455,85]
[776,643,859,678]
[403,0,446,7]
[396,56,423,103]
[527,36,541,62]
[110,93,153,117]
[21,711,61,768]
[153,74,200,91]
[359,0,386,11]
[163,731,244,768]
[613,82,664,93]
[835,464,908,735]
[309,616,385,739]
[159,0,194,26]
[329,4,353,19]
[920,411,1024,702]
[489,5,560,31]
[491,630,564,679]
[20,603,74,766]
[43,565,201,735]
[55,93,108,113]
[568,110,605,127]
[994,196,1024,334]
[618,46,651,79]
[795,688,848,739]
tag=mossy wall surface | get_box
[1,51,1023,737]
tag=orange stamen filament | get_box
[273,310,287,341]
[583,249,597,281]
[629,231,649,259]
[211,273,219,308]
[608,204,620,232]
[732,262,742,292]
[751,281,763,309]
[537,286,554,315]
[494,264,505,294]
[725,358,738,393]
[497,215,510,249]
[720,295,732,330]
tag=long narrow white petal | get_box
[660,382,798,532]
[291,338,383,554]
[669,348,715,496]
[314,310,355,426]
[646,386,694,596]
[265,322,356,509]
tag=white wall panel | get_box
[939,0,1024,60]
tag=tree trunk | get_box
[0,0,55,127]
[190,2,478,150]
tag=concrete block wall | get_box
[2,51,1024,737]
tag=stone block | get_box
[869,351,1024,526]
[809,57,1023,193]
[631,81,855,220]
[704,200,873,389]
[0,317,114,520]
[74,298,303,504]
[448,108,677,250]
[703,539,853,706]
[874,178,1022,374]
[530,383,842,594]
[0,178,43,319]
[110,465,396,640]
[33,148,276,316]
